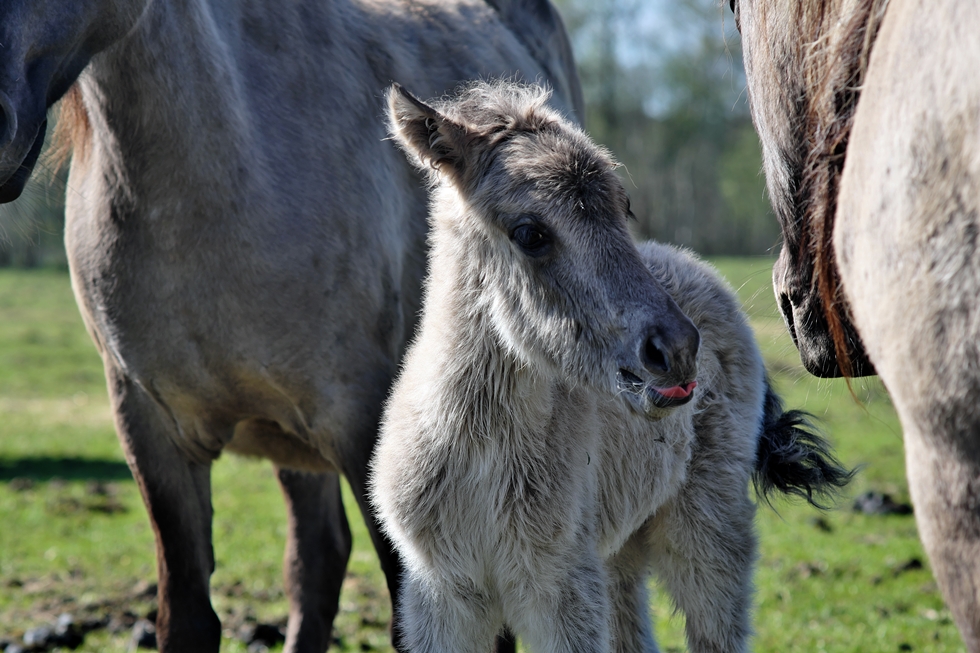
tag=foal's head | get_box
[387,81,700,417]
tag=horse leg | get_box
[105,366,221,653]
[904,421,980,650]
[344,420,515,653]
[343,450,407,650]
[510,550,610,653]
[276,468,352,653]
[398,574,500,653]
[646,454,755,653]
[606,531,659,653]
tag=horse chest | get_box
[387,402,600,577]
[593,406,695,554]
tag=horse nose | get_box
[642,335,669,373]
[0,92,17,149]
[640,320,700,379]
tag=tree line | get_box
[554,0,777,255]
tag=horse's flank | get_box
[835,0,980,644]
[740,0,980,647]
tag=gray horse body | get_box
[737,0,980,647]
[0,0,582,651]
[837,2,980,647]
[67,0,580,468]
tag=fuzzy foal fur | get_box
[371,82,850,653]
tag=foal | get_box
[371,81,850,653]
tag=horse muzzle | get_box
[774,268,876,378]
[616,316,701,417]
[0,104,47,203]
[617,369,698,414]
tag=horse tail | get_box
[753,378,855,509]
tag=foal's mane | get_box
[796,0,889,376]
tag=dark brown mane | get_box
[797,0,889,376]
[49,83,91,168]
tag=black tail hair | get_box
[753,379,855,509]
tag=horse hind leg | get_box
[276,467,352,653]
[904,420,980,651]
[646,447,756,653]
[105,366,221,653]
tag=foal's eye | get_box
[511,222,552,257]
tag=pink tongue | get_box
[656,381,697,399]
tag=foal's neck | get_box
[418,228,558,440]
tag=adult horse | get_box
[0,1,582,651]
[733,0,980,648]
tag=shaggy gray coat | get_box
[372,82,849,653]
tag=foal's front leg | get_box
[606,531,659,653]
[399,574,502,653]
[509,550,611,653]
[646,450,756,653]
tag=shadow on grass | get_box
[0,457,132,482]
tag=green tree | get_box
[554,0,777,255]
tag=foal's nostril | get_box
[642,336,670,374]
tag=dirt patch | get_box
[1,571,393,652]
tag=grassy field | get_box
[0,262,964,652]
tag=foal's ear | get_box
[387,84,474,180]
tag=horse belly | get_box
[225,418,336,472]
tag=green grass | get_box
[0,263,964,652]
